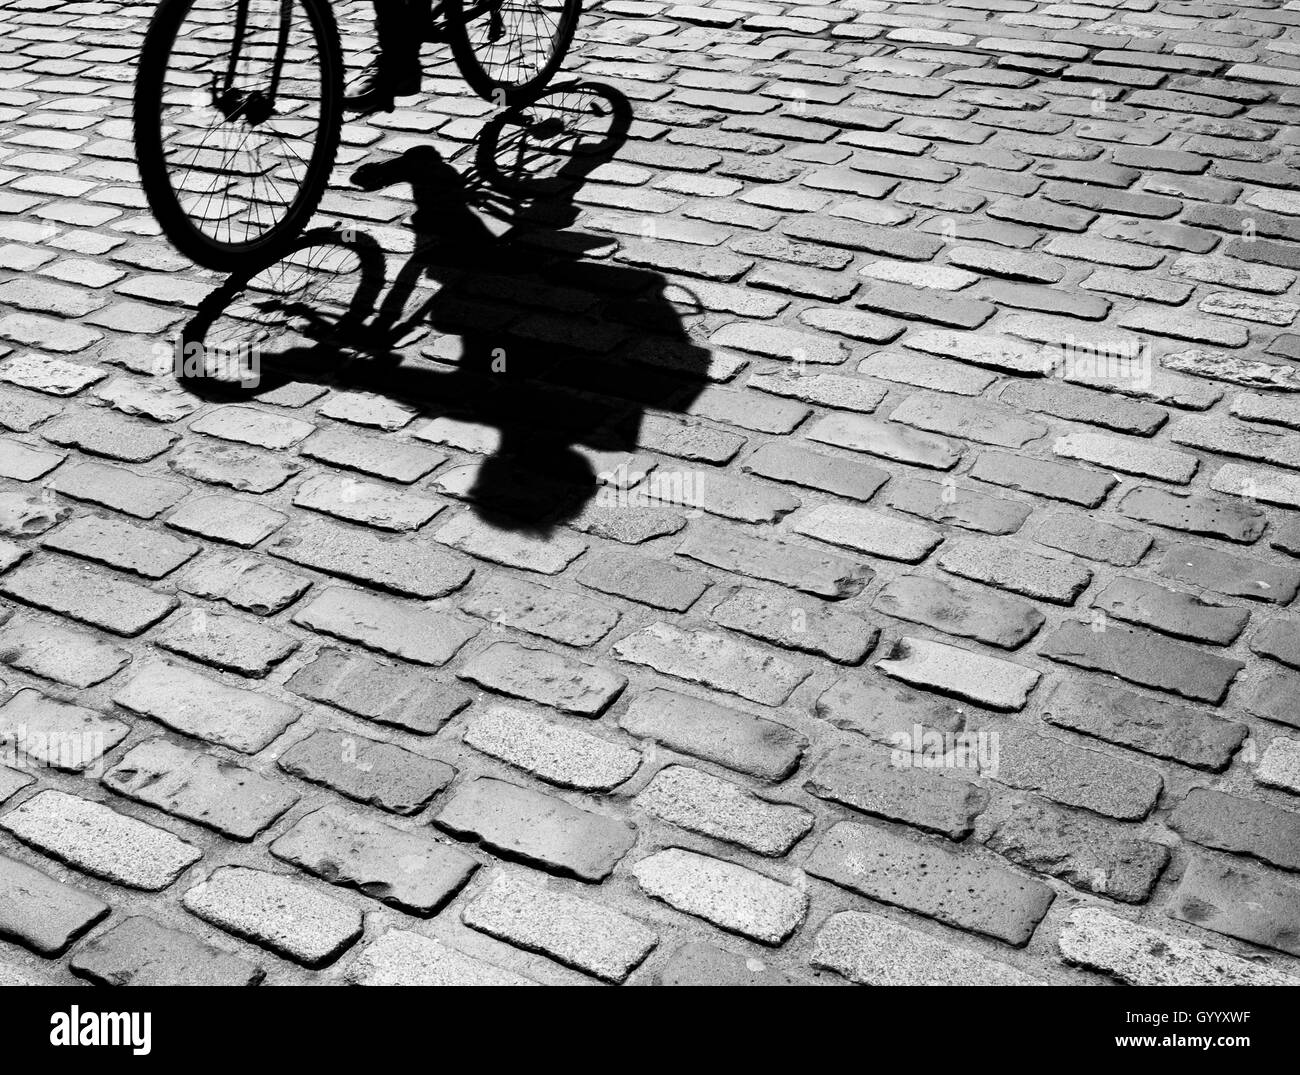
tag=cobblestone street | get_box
[2,0,1300,988]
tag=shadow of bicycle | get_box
[173,82,716,536]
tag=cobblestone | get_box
[0,853,108,956]
[293,587,478,667]
[0,687,126,772]
[464,705,641,791]
[113,658,300,753]
[271,804,477,915]
[103,738,299,840]
[1059,906,1297,986]
[1168,857,1300,957]
[182,866,363,967]
[980,795,1169,904]
[632,848,806,944]
[1170,788,1300,872]
[461,640,627,715]
[436,777,636,881]
[612,621,808,705]
[69,916,264,987]
[0,613,125,691]
[463,872,656,982]
[811,911,1041,986]
[619,688,805,781]
[7,0,1300,986]
[347,929,535,986]
[806,821,1054,946]
[1,789,202,891]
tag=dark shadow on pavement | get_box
[173,82,715,536]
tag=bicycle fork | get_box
[211,0,294,125]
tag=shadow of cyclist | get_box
[175,82,717,536]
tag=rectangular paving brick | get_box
[292,586,478,666]
[179,552,309,615]
[102,738,299,840]
[271,804,477,915]
[69,915,264,986]
[1053,430,1198,484]
[463,872,657,983]
[1155,542,1300,605]
[874,575,1044,649]
[890,392,1048,449]
[1169,857,1300,957]
[190,405,314,450]
[611,621,808,706]
[883,475,1031,536]
[113,658,301,753]
[461,572,619,645]
[632,847,807,945]
[1170,787,1300,872]
[459,640,627,715]
[346,929,535,986]
[989,727,1163,821]
[742,440,888,501]
[153,607,300,677]
[876,636,1040,711]
[165,493,289,548]
[277,728,455,814]
[300,425,445,483]
[937,537,1092,605]
[0,687,127,772]
[812,910,1041,986]
[1092,576,1249,646]
[293,473,442,532]
[0,556,178,636]
[269,518,473,599]
[807,412,962,470]
[1039,620,1243,704]
[1044,679,1246,771]
[815,672,967,745]
[636,763,813,856]
[577,547,709,612]
[711,584,878,663]
[1118,485,1267,544]
[792,503,943,563]
[619,688,805,781]
[1,789,202,891]
[182,865,363,967]
[435,511,587,574]
[677,519,873,599]
[435,777,637,882]
[0,853,109,956]
[285,645,470,733]
[807,742,989,840]
[1058,906,1297,987]
[806,821,1054,946]
[463,704,640,792]
[980,795,1169,904]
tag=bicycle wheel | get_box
[133,0,344,272]
[475,81,631,196]
[444,0,582,107]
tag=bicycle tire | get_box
[474,81,631,197]
[133,0,345,272]
[444,0,582,107]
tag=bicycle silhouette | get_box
[172,83,715,535]
[134,0,583,269]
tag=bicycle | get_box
[132,0,582,272]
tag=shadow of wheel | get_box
[175,227,388,401]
